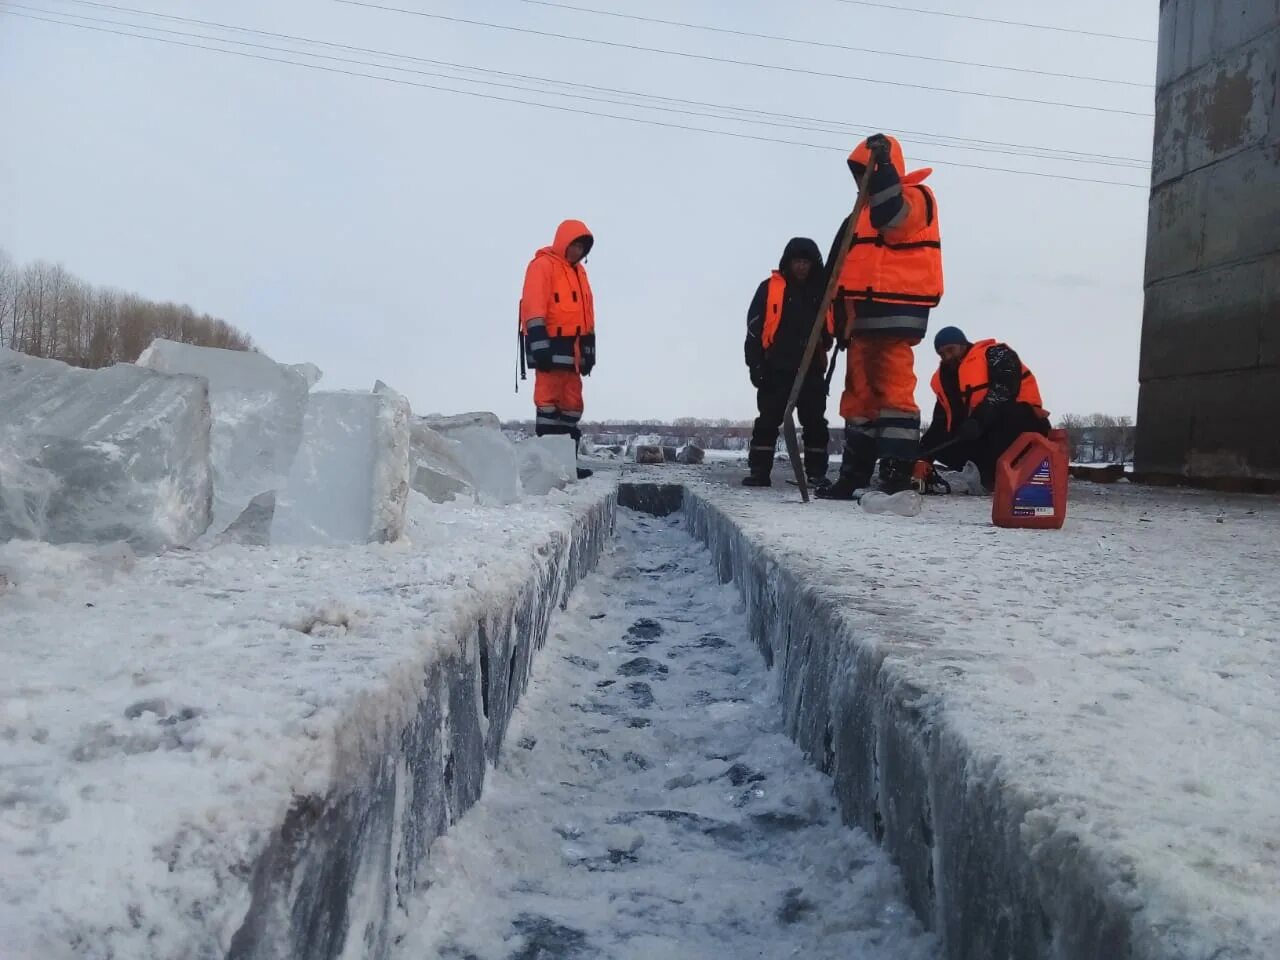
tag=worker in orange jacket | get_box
[817,133,944,499]
[520,219,596,480]
[920,326,1050,489]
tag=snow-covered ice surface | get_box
[0,481,613,960]
[672,474,1280,959]
[394,510,939,960]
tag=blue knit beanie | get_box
[933,326,969,353]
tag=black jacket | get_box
[744,237,829,376]
[921,342,1029,452]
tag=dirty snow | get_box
[394,510,938,960]
[0,481,611,959]
[676,475,1280,958]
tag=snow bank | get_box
[0,348,212,548]
[137,339,312,537]
[673,478,1280,960]
[271,389,411,546]
[0,481,615,960]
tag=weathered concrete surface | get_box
[1138,0,1280,481]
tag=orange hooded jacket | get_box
[521,220,596,374]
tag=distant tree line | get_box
[1055,413,1135,464]
[0,247,254,369]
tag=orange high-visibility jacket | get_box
[836,173,943,308]
[520,219,595,372]
[931,338,1045,430]
[762,271,834,349]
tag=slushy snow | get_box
[393,510,938,960]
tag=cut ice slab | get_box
[0,348,212,548]
[137,339,313,537]
[270,389,411,545]
[422,411,502,433]
[518,435,577,496]
[426,415,521,506]
[676,442,705,465]
[406,418,475,505]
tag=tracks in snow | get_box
[394,510,937,960]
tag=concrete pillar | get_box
[1137,0,1280,483]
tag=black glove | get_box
[749,365,767,389]
[866,133,893,166]
[526,335,552,372]
[959,418,984,442]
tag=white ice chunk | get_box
[137,339,311,537]
[517,436,576,496]
[0,348,212,547]
[860,490,924,517]
[446,426,522,506]
[423,411,503,433]
[288,362,324,390]
[407,418,475,504]
[270,389,411,545]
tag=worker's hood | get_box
[847,135,932,185]
[778,236,824,273]
[543,219,594,261]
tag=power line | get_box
[332,0,1153,117]
[833,0,1156,44]
[0,8,1149,188]
[509,0,1148,87]
[18,0,1150,168]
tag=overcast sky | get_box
[0,0,1156,422]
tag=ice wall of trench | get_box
[225,493,615,960]
[672,486,1145,960]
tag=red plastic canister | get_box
[992,429,1070,529]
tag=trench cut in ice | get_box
[0,347,212,547]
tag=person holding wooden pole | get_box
[817,134,945,500]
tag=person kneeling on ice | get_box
[817,133,944,501]
[741,237,832,488]
[919,326,1050,491]
[520,219,597,480]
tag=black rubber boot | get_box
[817,429,873,500]
[876,458,914,494]
[742,447,774,488]
[815,472,864,500]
